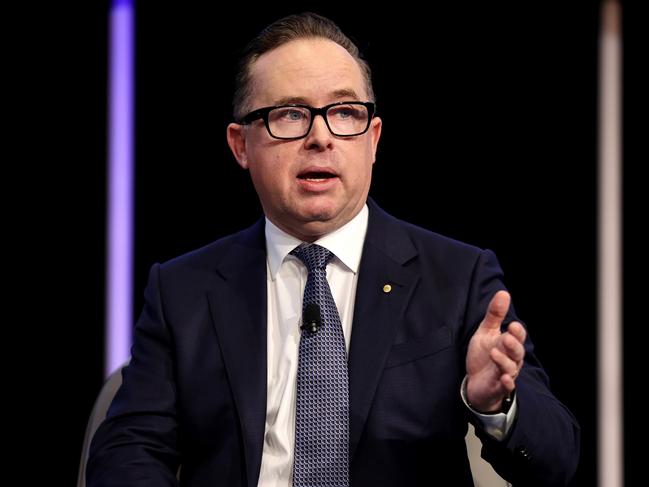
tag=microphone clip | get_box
[301,303,321,333]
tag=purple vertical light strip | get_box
[106,0,134,376]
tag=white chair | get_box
[465,422,511,487]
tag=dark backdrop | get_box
[28,2,648,486]
[134,4,598,484]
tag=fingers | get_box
[500,373,517,393]
[490,347,520,379]
[481,290,511,332]
[470,292,527,398]
[506,321,527,344]
[501,325,526,363]
[490,329,526,391]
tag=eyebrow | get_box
[273,89,361,107]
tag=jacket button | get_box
[515,445,533,462]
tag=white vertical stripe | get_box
[598,2,623,487]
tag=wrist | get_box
[464,377,515,414]
[469,392,514,415]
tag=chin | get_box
[306,210,335,222]
[301,203,339,223]
[294,196,333,217]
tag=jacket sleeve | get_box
[86,263,180,487]
[463,249,580,486]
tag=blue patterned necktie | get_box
[290,243,350,487]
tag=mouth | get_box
[296,167,339,182]
[296,166,340,193]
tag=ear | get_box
[369,116,382,164]
[227,123,249,169]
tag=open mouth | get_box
[297,171,337,181]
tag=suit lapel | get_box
[203,202,419,479]
[206,220,267,487]
[348,200,420,460]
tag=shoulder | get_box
[153,218,265,281]
[401,217,482,255]
[366,199,503,287]
[367,198,488,262]
[401,216,498,276]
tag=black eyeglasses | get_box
[239,101,376,140]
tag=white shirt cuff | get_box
[460,375,517,441]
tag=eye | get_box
[329,105,363,120]
[273,107,309,122]
[286,110,304,121]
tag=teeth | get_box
[305,178,326,182]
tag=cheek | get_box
[349,148,375,183]
[249,153,289,195]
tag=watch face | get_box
[502,393,513,414]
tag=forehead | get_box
[248,38,367,106]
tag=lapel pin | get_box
[382,284,392,293]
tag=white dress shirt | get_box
[258,205,368,487]
[256,204,515,487]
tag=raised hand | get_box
[465,290,527,413]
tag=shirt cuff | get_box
[460,375,517,441]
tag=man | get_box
[87,12,579,487]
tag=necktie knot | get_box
[290,243,334,273]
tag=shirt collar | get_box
[265,204,369,280]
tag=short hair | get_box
[232,12,375,121]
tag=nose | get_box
[303,113,333,150]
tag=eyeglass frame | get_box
[238,101,376,140]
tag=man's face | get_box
[227,38,382,241]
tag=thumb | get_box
[480,290,511,331]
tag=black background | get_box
[18,1,645,485]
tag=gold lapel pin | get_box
[382,284,392,293]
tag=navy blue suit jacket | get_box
[88,199,579,486]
